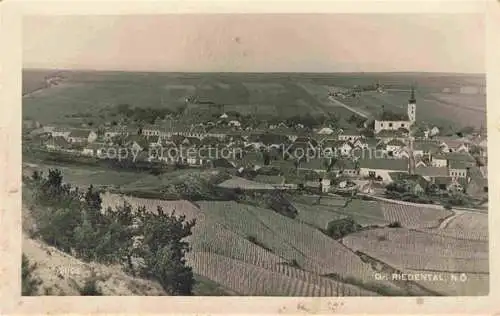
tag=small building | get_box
[414,166,449,181]
[228,120,241,128]
[358,158,409,182]
[82,143,106,157]
[316,127,335,135]
[45,136,70,150]
[431,154,447,168]
[67,129,98,144]
[50,127,71,139]
[438,137,470,153]
[448,161,468,178]
[386,139,407,157]
[338,129,362,142]
[298,158,328,174]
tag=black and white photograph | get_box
[17,11,490,299]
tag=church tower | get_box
[407,86,416,122]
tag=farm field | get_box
[292,202,349,230]
[336,88,486,129]
[100,192,203,222]
[22,163,142,188]
[23,69,485,129]
[380,203,453,229]
[419,212,488,242]
[342,228,489,273]
[186,252,374,296]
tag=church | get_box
[374,87,416,134]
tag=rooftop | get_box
[414,166,449,177]
[359,158,409,171]
[68,129,93,138]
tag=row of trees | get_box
[27,169,196,295]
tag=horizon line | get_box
[22,67,486,76]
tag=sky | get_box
[23,14,485,73]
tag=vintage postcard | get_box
[1,0,500,314]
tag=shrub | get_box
[388,221,402,228]
[79,275,103,296]
[22,254,42,296]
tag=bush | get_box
[325,218,361,239]
[79,274,103,296]
[22,254,42,296]
[388,221,402,228]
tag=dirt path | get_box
[327,96,370,119]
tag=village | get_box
[22,88,489,208]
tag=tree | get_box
[135,206,196,295]
[22,254,42,296]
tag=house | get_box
[338,129,362,142]
[228,120,241,128]
[414,166,449,181]
[431,154,448,168]
[67,129,98,144]
[50,127,71,139]
[23,120,41,129]
[358,158,409,182]
[298,158,328,174]
[82,143,106,157]
[332,159,358,177]
[333,141,351,157]
[125,135,148,152]
[260,133,290,149]
[317,127,335,135]
[429,126,440,137]
[448,161,468,178]
[254,175,286,186]
[438,137,470,153]
[386,139,407,157]
[147,135,162,148]
[104,127,129,140]
[142,124,161,137]
[320,178,331,193]
[412,140,440,157]
[45,136,70,150]
[375,130,408,143]
[415,156,428,168]
[445,152,477,167]
[363,138,380,150]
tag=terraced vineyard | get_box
[342,228,489,273]
[380,203,453,229]
[292,202,349,230]
[99,192,486,296]
[101,192,203,222]
[421,212,488,242]
[186,252,374,296]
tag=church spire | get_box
[409,85,416,103]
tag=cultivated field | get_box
[419,212,488,242]
[342,228,489,274]
[101,192,203,222]
[380,203,453,229]
[23,70,485,129]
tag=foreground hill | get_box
[100,193,434,296]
